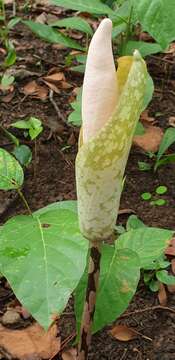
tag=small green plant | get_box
[154,127,175,171]
[11,117,43,177]
[0,1,20,68]
[0,73,14,91]
[141,186,168,206]
[138,127,175,172]
[144,255,175,292]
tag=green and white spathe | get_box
[76,19,147,241]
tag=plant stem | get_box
[16,187,32,216]
[78,241,102,360]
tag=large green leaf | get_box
[23,21,84,50]
[0,148,24,190]
[52,0,113,14]
[75,245,140,336]
[132,0,175,48]
[50,17,93,36]
[116,228,173,268]
[122,40,162,58]
[0,209,88,329]
[34,200,77,216]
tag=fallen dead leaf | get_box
[43,80,61,94]
[23,80,48,100]
[43,72,65,82]
[140,110,155,125]
[167,284,175,293]
[133,125,163,152]
[168,116,175,127]
[1,92,15,103]
[171,258,175,274]
[0,323,60,360]
[165,237,175,256]
[158,283,167,306]
[62,348,77,360]
[36,12,47,24]
[110,324,137,341]
[110,324,152,342]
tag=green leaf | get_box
[34,200,77,216]
[23,20,84,51]
[142,72,154,111]
[0,74,14,90]
[138,161,151,171]
[0,127,19,146]
[75,245,140,336]
[141,192,152,200]
[154,153,175,171]
[50,17,93,35]
[156,127,175,162]
[51,0,113,14]
[122,40,162,57]
[112,23,127,39]
[11,117,43,140]
[4,41,16,67]
[116,228,173,268]
[7,17,21,30]
[0,148,24,190]
[134,121,145,135]
[110,0,131,24]
[149,279,159,292]
[70,64,85,73]
[126,215,146,231]
[132,0,175,48]
[12,145,32,167]
[0,209,88,329]
[156,186,167,195]
[154,199,166,206]
[156,270,175,285]
[68,88,82,126]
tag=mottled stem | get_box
[78,241,102,360]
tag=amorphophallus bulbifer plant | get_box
[76,18,148,360]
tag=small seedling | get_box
[144,255,175,292]
[11,117,43,179]
[141,186,168,206]
[141,192,152,201]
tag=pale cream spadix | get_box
[76,19,147,242]
[82,18,118,143]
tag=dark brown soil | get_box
[0,3,175,360]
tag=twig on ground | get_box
[119,305,175,319]
[49,90,66,123]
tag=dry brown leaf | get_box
[110,324,137,342]
[171,259,175,274]
[35,12,47,24]
[158,283,167,306]
[0,323,60,359]
[61,81,73,89]
[165,237,175,256]
[23,80,48,100]
[1,92,15,103]
[168,116,175,127]
[43,72,65,82]
[133,125,163,152]
[43,80,61,94]
[140,110,155,125]
[62,348,77,360]
[166,43,175,54]
[167,284,175,293]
